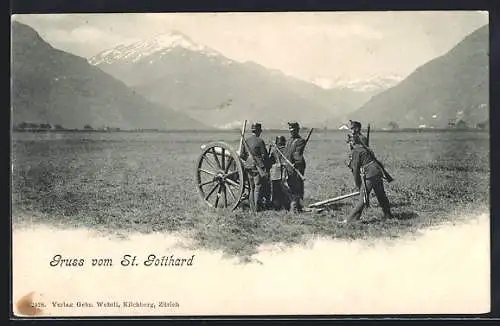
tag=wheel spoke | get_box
[203,156,219,172]
[221,148,226,171]
[200,179,216,187]
[226,178,241,188]
[199,168,216,176]
[214,185,222,208]
[224,170,238,178]
[225,181,237,201]
[224,156,234,173]
[223,185,228,208]
[211,148,222,170]
[205,183,219,201]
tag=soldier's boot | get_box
[374,186,394,220]
[255,197,266,212]
[297,198,304,212]
[382,212,395,220]
[381,206,395,220]
[290,200,299,214]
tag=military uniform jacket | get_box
[350,144,383,188]
[284,136,306,171]
[240,134,270,170]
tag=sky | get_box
[12,11,488,83]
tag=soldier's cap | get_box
[349,120,362,129]
[288,122,300,130]
[251,123,262,131]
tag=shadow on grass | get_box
[395,211,419,220]
[389,201,413,208]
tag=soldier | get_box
[269,136,290,210]
[283,122,306,213]
[349,120,368,146]
[346,120,369,171]
[240,122,271,212]
[343,134,394,223]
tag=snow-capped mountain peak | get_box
[145,30,205,52]
[89,30,221,65]
[308,74,404,92]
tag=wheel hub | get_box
[215,173,225,185]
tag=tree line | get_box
[13,122,121,131]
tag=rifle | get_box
[345,133,354,169]
[366,124,370,147]
[239,121,267,178]
[361,172,370,207]
[304,128,314,146]
[362,123,371,203]
[237,120,247,155]
[269,143,306,181]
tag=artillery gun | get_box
[195,120,366,213]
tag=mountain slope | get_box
[89,32,376,129]
[11,21,208,130]
[349,25,489,129]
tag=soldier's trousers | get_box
[287,169,304,212]
[248,171,268,211]
[271,180,290,210]
[348,175,392,221]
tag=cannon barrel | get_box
[200,144,240,157]
[308,191,360,208]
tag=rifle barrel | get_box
[238,120,248,155]
[305,128,314,145]
[366,124,370,147]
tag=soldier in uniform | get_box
[269,136,290,210]
[283,122,306,213]
[239,122,271,212]
[344,134,394,223]
[349,120,368,146]
[346,120,369,171]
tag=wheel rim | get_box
[195,142,245,210]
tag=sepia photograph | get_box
[11,11,490,317]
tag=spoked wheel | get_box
[243,173,257,213]
[195,142,245,210]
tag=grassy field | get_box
[11,130,490,260]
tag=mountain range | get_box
[12,20,488,131]
[11,21,208,130]
[348,24,489,129]
[89,31,384,129]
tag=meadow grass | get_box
[11,130,490,259]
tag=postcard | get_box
[11,11,490,317]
